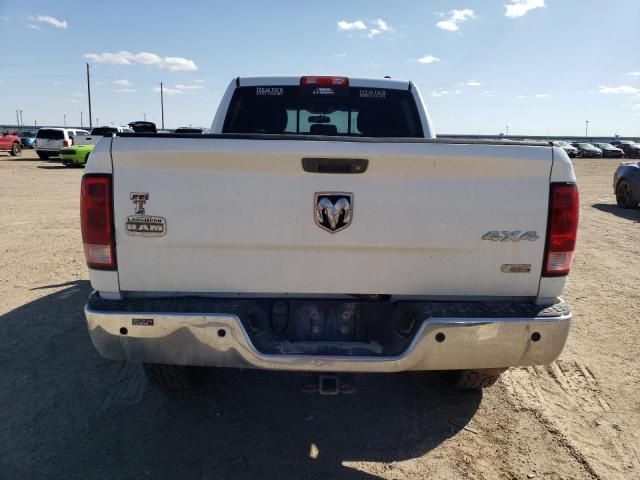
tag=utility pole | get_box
[96,117,99,126]
[160,82,165,129]
[80,111,83,128]
[86,63,93,129]
[143,113,147,121]
[585,120,589,137]
[63,114,67,127]
[506,124,509,136]
[19,110,23,126]
[15,109,20,126]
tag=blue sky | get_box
[1,0,639,135]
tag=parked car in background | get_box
[0,130,22,156]
[613,161,640,208]
[59,144,95,167]
[74,126,134,147]
[175,127,204,134]
[612,141,640,159]
[571,143,602,158]
[128,121,157,133]
[592,143,624,158]
[552,141,578,158]
[34,128,90,159]
[20,130,37,149]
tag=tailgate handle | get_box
[302,158,368,174]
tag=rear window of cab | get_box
[223,86,423,137]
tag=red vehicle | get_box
[0,130,22,157]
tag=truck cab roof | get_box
[237,76,412,91]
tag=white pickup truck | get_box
[74,126,134,146]
[81,76,578,393]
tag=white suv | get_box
[34,128,90,159]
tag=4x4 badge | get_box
[126,192,166,237]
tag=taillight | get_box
[300,76,349,87]
[543,183,579,276]
[63,139,70,147]
[80,175,116,270]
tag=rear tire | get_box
[616,180,636,209]
[36,152,50,160]
[451,368,506,391]
[10,143,22,157]
[143,363,203,391]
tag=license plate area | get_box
[238,299,423,357]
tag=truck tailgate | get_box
[111,137,552,297]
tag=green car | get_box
[59,144,95,166]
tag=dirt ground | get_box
[1,150,639,480]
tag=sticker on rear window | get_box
[256,87,284,96]
[359,89,387,99]
[312,87,336,96]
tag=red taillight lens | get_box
[80,175,116,270]
[63,139,70,147]
[543,183,579,276]
[300,76,349,87]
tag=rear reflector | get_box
[300,76,349,87]
[543,183,579,276]
[80,175,116,270]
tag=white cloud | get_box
[115,88,136,93]
[28,24,41,30]
[627,71,640,76]
[517,95,527,98]
[482,90,495,97]
[152,86,183,95]
[113,79,133,86]
[30,15,67,29]
[337,20,366,31]
[535,93,550,98]
[598,85,639,94]
[435,20,458,31]
[432,90,452,97]
[175,84,203,90]
[71,92,84,97]
[631,104,640,110]
[372,18,391,32]
[193,79,206,83]
[462,80,482,86]
[334,53,347,57]
[418,55,440,64]
[436,9,475,31]
[338,18,393,38]
[84,51,198,71]
[504,0,545,18]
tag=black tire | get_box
[616,180,636,209]
[83,152,90,166]
[9,143,22,157]
[451,368,506,391]
[143,363,203,391]
[36,152,50,160]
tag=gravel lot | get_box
[1,150,639,479]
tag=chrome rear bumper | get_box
[85,294,571,373]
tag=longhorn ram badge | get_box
[314,192,353,233]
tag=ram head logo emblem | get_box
[315,192,353,233]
